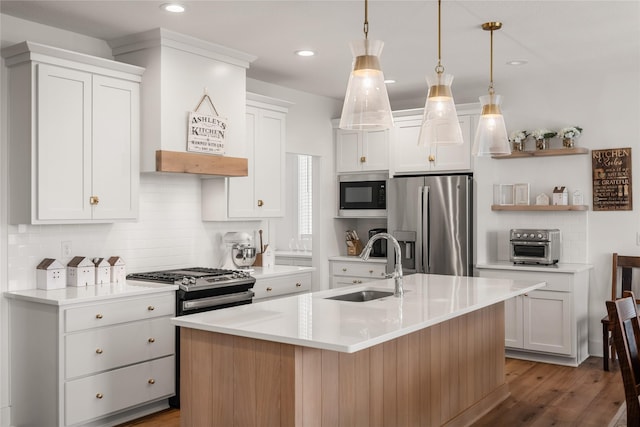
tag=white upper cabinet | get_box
[336,128,389,173]
[202,93,291,220]
[2,42,143,224]
[390,105,478,175]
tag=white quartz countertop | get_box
[171,273,545,353]
[251,265,315,279]
[475,262,593,273]
[4,281,178,306]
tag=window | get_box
[297,154,312,239]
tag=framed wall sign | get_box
[592,147,632,211]
[187,93,227,155]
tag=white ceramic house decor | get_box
[36,258,66,290]
[67,256,95,287]
[108,256,127,283]
[93,258,111,284]
[553,186,569,205]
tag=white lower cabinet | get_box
[253,271,312,301]
[8,290,176,426]
[330,259,387,288]
[476,265,590,366]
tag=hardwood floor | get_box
[117,356,623,426]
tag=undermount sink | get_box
[326,289,395,302]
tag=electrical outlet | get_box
[61,241,72,258]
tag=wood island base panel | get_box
[179,303,507,427]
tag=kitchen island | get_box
[171,274,545,427]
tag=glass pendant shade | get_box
[472,93,511,156]
[339,39,393,130]
[418,73,463,146]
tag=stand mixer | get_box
[221,232,257,271]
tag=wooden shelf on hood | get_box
[155,150,248,176]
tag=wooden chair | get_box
[606,293,640,425]
[602,254,640,371]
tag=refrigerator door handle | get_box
[418,185,431,274]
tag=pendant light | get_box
[472,22,511,156]
[418,0,463,146]
[339,0,393,130]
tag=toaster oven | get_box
[510,229,561,265]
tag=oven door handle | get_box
[181,290,254,312]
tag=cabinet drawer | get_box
[65,355,174,426]
[65,292,175,332]
[253,273,311,300]
[331,261,386,278]
[477,269,573,292]
[65,317,174,379]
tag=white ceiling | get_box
[1,1,638,107]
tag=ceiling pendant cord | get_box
[338,0,394,131]
[417,0,463,147]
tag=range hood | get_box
[109,28,256,176]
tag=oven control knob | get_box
[522,233,528,238]
[190,277,196,284]
[181,277,190,285]
[537,233,543,239]
[515,233,521,238]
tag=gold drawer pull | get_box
[148,379,156,385]
[266,287,273,292]
[257,199,264,207]
[352,280,363,284]
[369,269,374,273]
[342,268,347,272]
[95,314,103,319]
[148,338,156,343]
[295,283,302,287]
[428,154,436,162]
[96,393,103,399]
[360,156,366,163]
[147,306,155,311]
[90,196,100,205]
[95,348,103,354]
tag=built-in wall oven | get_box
[126,267,256,408]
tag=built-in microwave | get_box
[338,174,387,217]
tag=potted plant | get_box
[531,129,557,150]
[509,130,530,151]
[557,126,583,148]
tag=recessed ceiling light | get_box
[295,50,315,57]
[506,59,528,66]
[161,3,185,13]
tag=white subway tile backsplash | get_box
[7,174,264,290]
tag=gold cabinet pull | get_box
[266,287,273,292]
[96,393,103,399]
[295,283,302,287]
[257,199,264,207]
[369,269,374,273]
[342,268,347,272]
[95,314,103,319]
[95,348,103,354]
[148,338,156,343]
[148,379,156,385]
[428,154,436,162]
[90,196,100,205]
[147,306,155,311]
[360,156,366,163]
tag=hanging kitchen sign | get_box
[187,91,227,155]
[592,147,632,211]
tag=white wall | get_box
[474,61,640,355]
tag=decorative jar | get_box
[535,138,549,150]
[563,138,574,148]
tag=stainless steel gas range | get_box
[127,267,256,408]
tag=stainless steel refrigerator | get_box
[387,174,473,276]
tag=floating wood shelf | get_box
[491,204,589,211]
[155,150,248,176]
[492,147,589,159]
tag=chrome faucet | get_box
[360,232,404,297]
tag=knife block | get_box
[347,239,363,256]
